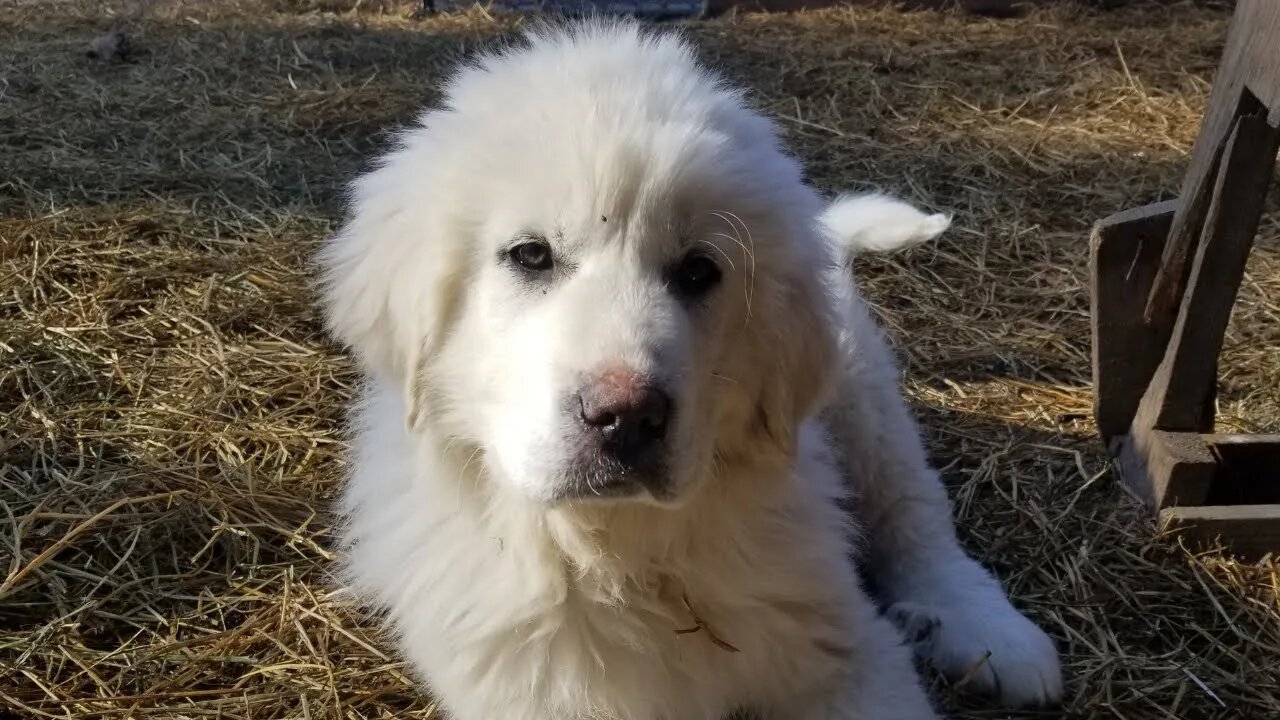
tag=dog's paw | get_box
[886,599,1062,708]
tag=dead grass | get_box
[1,1,1278,718]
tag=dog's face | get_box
[461,162,808,506]
[320,25,837,507]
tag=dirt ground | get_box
[2,1,1278,718]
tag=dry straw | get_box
[1,1,1277,718]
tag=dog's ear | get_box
[750,262,839,455]
[316,146,466,430]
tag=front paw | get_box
[886,599,1062,708]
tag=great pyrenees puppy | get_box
[318,20,1062,720]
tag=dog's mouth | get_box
[550,453,672,504]
[552,475,648,502]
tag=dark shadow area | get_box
[3,14,509,217]
[0,1,1242,217]
[1202,437,1280,506]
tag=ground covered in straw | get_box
[2,1,1278,718]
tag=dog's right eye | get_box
[509,240,554,272]
[671,252,722,299]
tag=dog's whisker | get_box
[704,230,747,253]
[710,211,757,320]
[709,212,754,264]
[724,211,758,319]
[699,237,737,271]
[442,435,463,457]
[719,210,754,249]
[702,231,756,320]
[706,223,750,309]
[458,445,484,484]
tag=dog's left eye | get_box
[672,253,722,298]
[509,239,554,272]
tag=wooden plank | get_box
[1144,0,1280,322]
[1202,434,1280,446]
[1239,2,1280,113]
[1159,504,1280,558]
[1131,112,1280,434]
[1089,200,1176,441]
[1118,429,1215,509]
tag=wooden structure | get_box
[1090,0,1280,556]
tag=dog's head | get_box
[319,23,838,506]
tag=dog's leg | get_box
[822,292,1063,708]
[762,613,942,720]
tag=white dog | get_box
[318,21,1062,720]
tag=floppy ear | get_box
[751,264,839,455]
[316,143,466,430]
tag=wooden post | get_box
[1090,0,1280,557]
[1142,0,1280,323]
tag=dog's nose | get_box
[578,371,671,461]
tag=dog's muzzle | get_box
[556,368,673,501]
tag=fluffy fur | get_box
[318,21,1062,720]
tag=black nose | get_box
[578,373,672,463]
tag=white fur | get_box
[821,193,952,255]
[318,21,1062,720]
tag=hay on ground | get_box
[1,1,1277,718]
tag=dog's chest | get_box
[516,555,853,720]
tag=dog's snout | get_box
[578,370,671,459]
